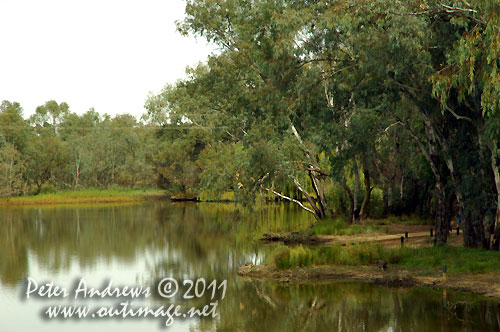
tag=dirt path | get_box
[262,224,464,248]
[317,231,431,246]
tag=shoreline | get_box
[238,263,500,301]
[0,189,169,206]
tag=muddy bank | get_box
[238,263,500,301]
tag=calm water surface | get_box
[0,202,498,331]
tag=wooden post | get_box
[430,228,433,237]
[405,232,408,239]
[401,236,404,247]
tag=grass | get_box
[270,243,500,275]
[271,243,401,270]
[0,188,166,205]
[398,246,500,274]
[309,218,381,236]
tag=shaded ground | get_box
[263,222,465,248]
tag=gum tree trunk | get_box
[423,117,448,245]
[360,162,372,219]
[489,147,500,250]
[353,159,360,213]
[403,114,448,245]
[341,175,355,223]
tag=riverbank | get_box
[238,263,500,300]
[241,225,500,300]
[0,189,168,206]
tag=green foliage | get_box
[30,100,69,136]
[0,101,31,152]
[24,135,69,194]
[0,143,25,196]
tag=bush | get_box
[40,183,57,194]
[273,247,291,270]
[273,245,316,270]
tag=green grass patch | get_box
[271,243,402,270]
[0,188,166,206]
[270,243,500,274]
[309,218,380,236]
[398,246,500,274]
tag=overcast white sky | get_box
[0,0,213,119]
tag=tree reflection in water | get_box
[0,202,498,331]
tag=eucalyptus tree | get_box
[109,114,155,187]
[59,109,101,189]
[0,101,30,195]
[298,0,479,245]
[155,0,341,220]
[30,100,69,136]
[0,143,26,196]
[317,0,500,247]
[0,101,32,152]
[24,135,68,194]
[159,0,423,224]
[431,0,500,249]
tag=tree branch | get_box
[444,105,474,124]
[264,187,315,215]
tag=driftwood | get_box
[169,197,199,202]
[260,232,329,245]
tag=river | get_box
[0,202,498,331]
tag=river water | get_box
[0,202,498,331]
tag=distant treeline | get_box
[0,100,157,195]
